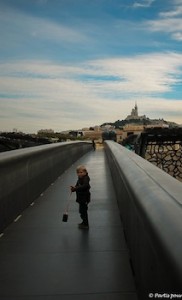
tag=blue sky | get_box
[0,0,182,133]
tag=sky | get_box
[0,0,182,133]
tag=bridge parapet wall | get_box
[105,141,182,299]
[0,142,92,232]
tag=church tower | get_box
[131,102,138,118]
[125,102,146,121]
[134,102,138,117]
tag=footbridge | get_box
[0,141,181,300]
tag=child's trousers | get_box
[79,202,89,225]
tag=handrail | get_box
[105,141,182,298]
[0,141,92,232]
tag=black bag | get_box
[62,213,68,222]
[62,192,72,223]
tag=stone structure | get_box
[135,128,182,182]
[125,103,146,121]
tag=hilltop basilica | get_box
[125,103,146,121]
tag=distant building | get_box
[37,129,54,134]
[125,103,146,121]
[144,123,169,129]
[82,130,102,142]
[122,124,144,140]
[69,131,83,138]
[115,129,123,143]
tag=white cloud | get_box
[172,32,182,41]
[147,1,182,41]
[160,7,182,18]
[29,18,87,43]
[85,52,182,94]
[133,0,155,8]
[147,18,182,33]
[0,5,88,49]
[0,52,182,132]
[2,52,182,96]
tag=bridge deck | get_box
[0,148,138,300]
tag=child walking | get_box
[70,165,91,229]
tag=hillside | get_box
[101,118,179,129]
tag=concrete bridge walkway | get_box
[0,148,138,300]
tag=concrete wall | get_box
[105,141,182,299]
[0,141,92,232]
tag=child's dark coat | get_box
[75,174,91,204]
[72,174,91,227]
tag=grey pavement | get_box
[0,148,138,300]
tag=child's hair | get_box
[76,165,88,173]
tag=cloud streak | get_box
[0,1,181,132]
[0,4,88,52]
[146,0,182,41]
[2,52,182,97]
[133,0,155,8]
[0,51,182,132]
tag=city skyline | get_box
[0,0,182,133]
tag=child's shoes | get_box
[78,223,89,229]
